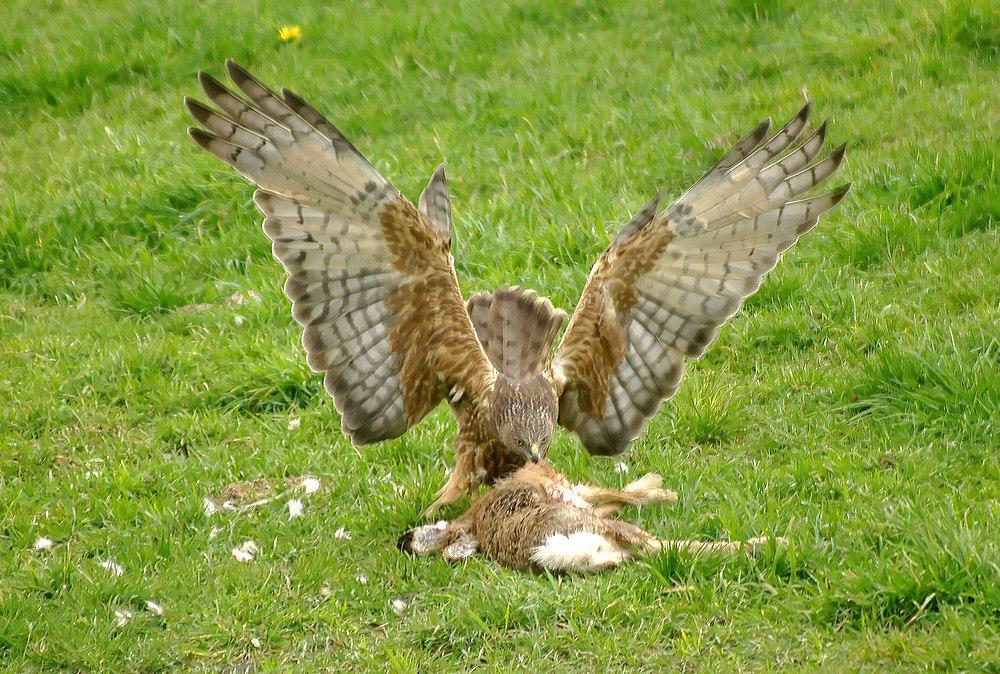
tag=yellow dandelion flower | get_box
[279,25,302,42]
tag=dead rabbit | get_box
[399,460,785,573]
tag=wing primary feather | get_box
[280,86,380,172]
[197,71,294,144]
[418,163,452,246]
[185,97,268,150]
[613,190,663,245]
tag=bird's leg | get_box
[423,451,479,517]
[573,473,678,517]
[424,474,466,516]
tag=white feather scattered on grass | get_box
[300,477,321,494]
[390,597,408,616]
[145,600,165,616]
[203,497,239,516]
[287,499,304,520]
[287,417,301,431]
[114,609,133,627]
[33,536,53,551]
[231,541,259,563]
[334,527,352,540]
[99,559,124,577]
[356,573,368,585]
[382,473,405,496]
[613,461,629,474]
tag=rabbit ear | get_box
[418,163,452,247]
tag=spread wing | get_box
[186,61,494,445]
[549,103,849,455]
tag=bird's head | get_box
[499,417,553,463]
[492,375,558,464]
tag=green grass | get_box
[1,0,998,670]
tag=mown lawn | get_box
[1,0,997,671]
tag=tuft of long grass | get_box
[819,501,1000,628]
[838,328,998,441]
[667,375,750,446]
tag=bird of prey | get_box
[186,61,848,513]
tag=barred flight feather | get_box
[467,286,567,380]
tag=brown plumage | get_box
[187,62,849,513]
[399,461,783,572]
[467,286,567,380]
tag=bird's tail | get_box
[466,285,567,379]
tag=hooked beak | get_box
[529,444,541,463]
